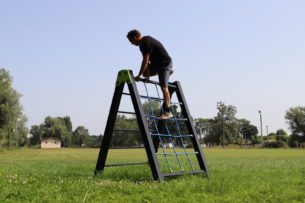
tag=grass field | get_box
[0,148,304,202]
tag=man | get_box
[127,29,173,119]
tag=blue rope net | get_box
[141,82,198,173]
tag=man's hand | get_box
[134,75,141,81]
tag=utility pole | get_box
[258,110,263,147]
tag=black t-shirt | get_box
[140,36,172,70]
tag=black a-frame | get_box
[95,70,208,181]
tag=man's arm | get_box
[135,54,150,81]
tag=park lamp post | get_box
[258,110,263,147]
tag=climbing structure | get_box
[95,69,208,181]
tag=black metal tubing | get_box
[117,111,136,115]
[174,81,209,175]
[95,82,125,175]
[140,95,182,105]
[105,162,148,167]
[163,170,205,178]
[139,78,177,89]
[156,152,198,156]
[150,133,193,138]
[145,114,187,121]
[127,73,164,181]
[123,92,182,105]
[113,129,141,133]
[109,146,145,149]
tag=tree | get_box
[143,100,160,115]
[29,125,43,145]
[57,116,73,146]
[86,134,102,147]
[275,129,288,142]
[72,126,90,146]
[194,118,215,144]
[59,116,73,133]
[276,129,287,136]
[214,102,239,146]
[0,68,28,147]
[285,106,305,142]
[238,119,258,143]
[29,116,73,147]
[110,115,141,147]
[16,114,29,146]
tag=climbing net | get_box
[110,79,201,174]
[95,69,208,181]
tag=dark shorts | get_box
[150,62,173,87]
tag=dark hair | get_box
[127,29,141,39]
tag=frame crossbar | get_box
[145,114,187,121]
[122,92,182,105]
[105,162,148,167]
[113,129,141,132]
[150,133,193,138]
[156,152,198,156]
[117,110,136,115]
[139,78,177,89]
[163,170,206,178]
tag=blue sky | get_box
[1,0,305,135]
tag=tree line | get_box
[1,68,305,148]
[194,102,305,147]
[0,68,101,148]
[29,116,102,147]
[194,102,259,146]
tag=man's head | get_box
[127,29,142,46]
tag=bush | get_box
[265,135,276,141]
[252,136,262,144]
[276,135,288,143]
[263,140,289,148]
[299,143,305,148]
[288,141,305,148]
[289,140,299,148]
[277,140,289,148]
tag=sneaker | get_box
[160,111,173,120]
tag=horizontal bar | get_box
[138,78,177,89]
[113,129,141,133]
[122,92,131,96]
[109,146,145,149]
[117,111,136,115]
[145,114,187,121]
[140,95,182,105]
[122,92,182,105]
[150,133,193,138]
[156,152,198,156]
[162,170,206,178]
[105,162,148,167]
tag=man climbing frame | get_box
[127,29,173,119]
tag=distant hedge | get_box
[263,140,289,148]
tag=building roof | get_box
[41,137,62,142]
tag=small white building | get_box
[41,137,61,149]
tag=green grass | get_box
[0,148,304,202]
